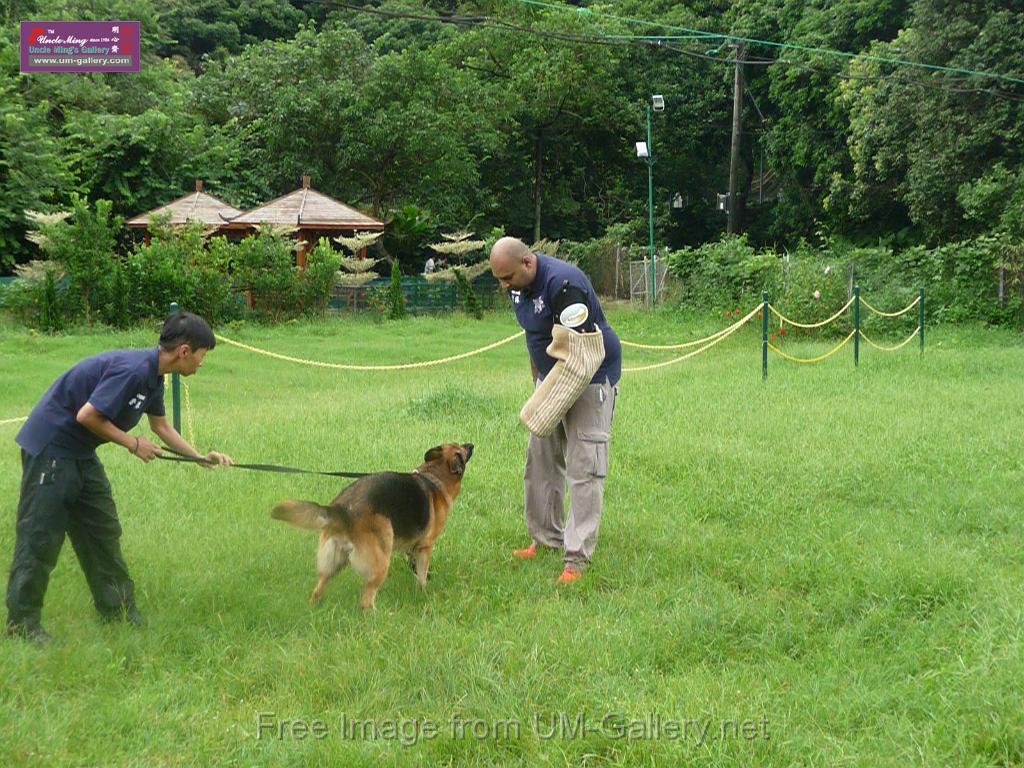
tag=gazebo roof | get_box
[226,177,384,230]
[126,181,242,228]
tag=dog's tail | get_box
[271,499,334,531]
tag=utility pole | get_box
[727,40,744,235]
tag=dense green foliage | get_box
[665,233,1022,328]
[2,0,1022,323]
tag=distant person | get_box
[5,312,233,644]
[489,237,621,584]
[424,256,436,274]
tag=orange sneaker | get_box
[556,566,582,584]
[512,543,538,559]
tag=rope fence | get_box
[769,296,855,329]
[768,331,856,364]
[0,288,925,430]
[214,330,525,371]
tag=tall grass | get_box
[1,309,1021,766]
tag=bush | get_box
[298,238,342,316]
[387,259,407,319]
[25,196,120,324]
[664,233,1023,329]
[0,266,70,332]
[231,229,299,322]
[454,268,482,319]
[665,234,782,309]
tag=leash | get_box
[154,445,371,478]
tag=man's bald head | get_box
[489,236,537,290]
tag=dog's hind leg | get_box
[350,526,392,611]
[309,533,350,605]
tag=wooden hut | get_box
[222,175,384,268]
[126,180,242,243]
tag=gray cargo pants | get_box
[523,378,617,569]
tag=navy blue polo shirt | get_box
[16,348,166,458]
[508,253,621,386]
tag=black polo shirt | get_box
[16,348,166,458]
[508,253,621,386]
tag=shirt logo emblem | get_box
[533,296,545,314]
[128,393,147,409]
[510,290,521,304]
[559,303,589,328]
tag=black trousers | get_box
[6,449,135,625]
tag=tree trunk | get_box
[533,131,543,244]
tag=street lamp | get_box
[636,94,664,306]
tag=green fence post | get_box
[169,301,181,433]
[761,291,769,381]
[919,287,925,354]
[853,285,860,368]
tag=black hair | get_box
[159,311,216,351]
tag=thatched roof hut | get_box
[223,176,384,267]
[126,180,242,240]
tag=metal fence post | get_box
[762,291,769,381]
[853,285,860,367]
[919,287,925,354]
[169,301,181,432]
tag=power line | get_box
[309,1,1024,103]
[512,0,1024,87]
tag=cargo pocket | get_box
[577,430,609,478]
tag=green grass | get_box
[1,308,1022,767]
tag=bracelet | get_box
[131,436,140,455]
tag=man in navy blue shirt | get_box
[489,237,620,584]
[6,311,233,644]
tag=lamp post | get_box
[636,95,664,306]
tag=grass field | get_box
[1,307,1022,767]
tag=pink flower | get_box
[812,290,821,300]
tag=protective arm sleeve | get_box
[519,324,605,437]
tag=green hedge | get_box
[663,235,1023,331]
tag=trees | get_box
[2,0,1022,276]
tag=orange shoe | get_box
[512,543,538,559]
[556,566,582,584]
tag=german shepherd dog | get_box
[271,443,473,610]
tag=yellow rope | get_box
[860,295,920,317]
[619,306,759,350]
[0,416,28,426]
[622,305,760,372]
[767,331,856,364]
[214,330,525,370]
[768,297,854,329]
[183,378,195,445]
[858,326,921,351]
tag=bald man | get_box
[489,237,621,583]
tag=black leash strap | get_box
[155,445,371,478]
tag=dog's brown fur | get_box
[271,443,472,610]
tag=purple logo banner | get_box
[20,21,140,73]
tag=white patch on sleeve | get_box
[559,302,589,328]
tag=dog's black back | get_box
[332,472,430,540]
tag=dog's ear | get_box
[423,445,444,463]
[449,451,465,476]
